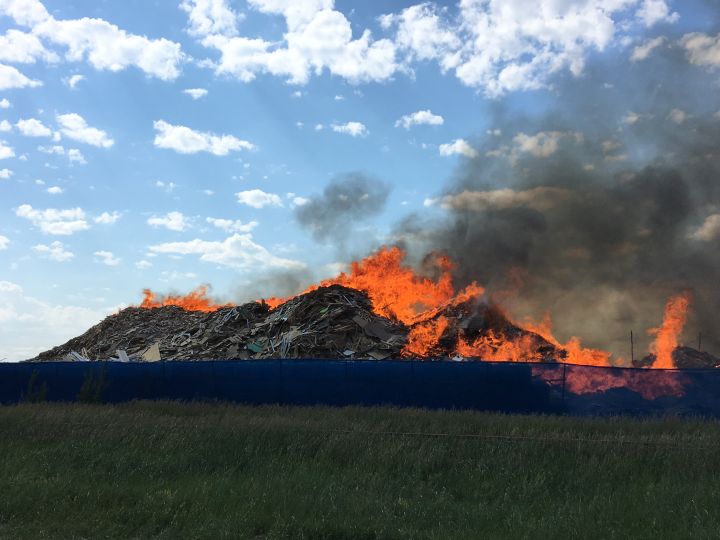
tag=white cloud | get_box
[314,123,324,131]
[15,204,89,235]
[149,233,306,270]
[63,74,84,88]
[292,196,310,207]
[680,32,720,68]
[395,109,444,129]
[46,185,63,194]
[631,36,666,61]
[0,120,10,132]
[513,131,565,158]
[690,214,720,242]
[94,250,120,266]
[56,113,113,147]
[155,180,178,192]
[38,144,64,155]
[0,98,9,108]
[0,63,42,89]
[94,211,121,224]
[0,28,56,63]
[623,112,641,125]
[636,0,678,27]
[195,0,397,85]
[21,8,184,80]
[0,279,115,361]
[135,259,153,269]
[0,235,8,249]
[67,148,86,164]
[0,141,15,159]
[0,0,51,27]
[206,217,259,233]
[180,0,241,38]
[32,240,74,261]
[668,108,687,124]
[331,121,368,137]
[183,87,208,99]
[236,189,283,208]
[153,120,254,155]
[439,138,477,158]
[0,168,12,179]
[147,211,189,232]
[381,3,459,63]
[382,0,677,97]
[16,117,52,137]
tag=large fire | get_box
[138,246,691,369]
[647,292,692,369]
[265,247,459,324]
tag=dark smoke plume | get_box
[295,172,391,245]
[395,42,720,360]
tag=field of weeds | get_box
[0,401,718,539]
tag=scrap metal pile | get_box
[30,284,563,362]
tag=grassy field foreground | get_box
[1,402,719,539]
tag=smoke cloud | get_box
[395,44,720,360]
[295,172,391,245]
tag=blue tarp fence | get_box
[2,360,720,416]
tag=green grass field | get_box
[1,402,719,539]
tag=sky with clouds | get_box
[1,0,719,361]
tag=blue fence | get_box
[2,360,720,416]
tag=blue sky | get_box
[1,0,718,360]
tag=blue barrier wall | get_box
[2,360,719,416]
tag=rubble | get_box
[635,346,720,369]
[29,285,408,362]
[406,298,564,361]
[32,283,707,366]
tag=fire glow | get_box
[138,246,691,369]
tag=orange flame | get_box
[266,246,460,324]
[140,286,231,312]
[137,249,691,380]
[457,332,547,362]
[403,316,450,357]
[524,314,612,367]
[648,292,692,369]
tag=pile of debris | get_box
[635,346,720,369]
[404,298,563,361]
[30,285,407,362]
[34,283,711,366]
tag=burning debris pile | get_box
[31,281,564,362]
[31,285,408,361]
[30,247,717,368]
[635,348,720,370]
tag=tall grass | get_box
[0,401,718,539]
